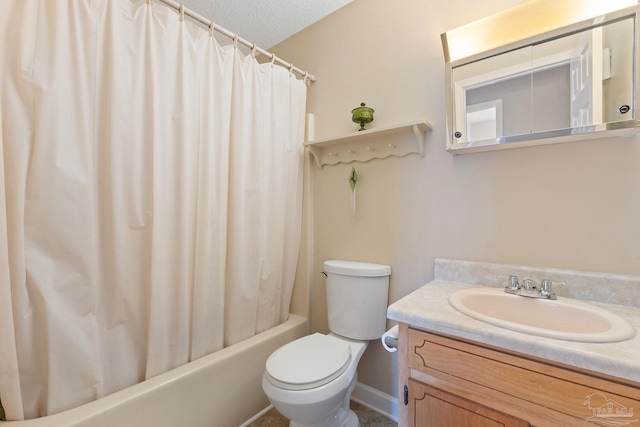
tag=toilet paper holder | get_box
[381,325,399,352]
[383,335,398,350]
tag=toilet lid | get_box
[265,333,351,391]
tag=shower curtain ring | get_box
[251,44,257,58]
[209,22,215,37]
[179,4,185,21]
[270,54,277,66]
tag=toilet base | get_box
[289,408,359,427]
[286,373,359,427]
[342,409,360,427]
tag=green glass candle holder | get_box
[351,102,374,131]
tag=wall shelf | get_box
[304,119,432,168]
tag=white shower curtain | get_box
[0,0,307,420]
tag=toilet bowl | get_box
[262,260,391,427]
[263,333,367,427]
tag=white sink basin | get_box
[448,287,636,343]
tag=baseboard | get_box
[239,404,274,427]
[350,382,398,422]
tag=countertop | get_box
[387,280,640,383]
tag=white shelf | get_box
[304,119,433,168]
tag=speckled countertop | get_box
[387,259,640,383]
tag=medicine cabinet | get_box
[443,1,640,154]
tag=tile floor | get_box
[248,401,397,427]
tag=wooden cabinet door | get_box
[409,380,530,427]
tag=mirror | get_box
[444,4,640,154]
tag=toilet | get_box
[262,260,391,427]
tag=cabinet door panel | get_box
[409,380,530,427]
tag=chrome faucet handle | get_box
[504,275,520,294]
[540,279,557,300]
[509,275,519,287]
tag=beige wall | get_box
[273,0,640,399]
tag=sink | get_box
[448,287,636,343]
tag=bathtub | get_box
[1,314,308,427]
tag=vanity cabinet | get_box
[398,324,640,427]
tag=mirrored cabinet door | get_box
[448,13,637,151]
[451,46,533,145]
[599,17,634,124]
[531,16,635,130]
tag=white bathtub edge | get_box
[2,314,309,427]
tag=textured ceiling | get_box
[180,0,353,49]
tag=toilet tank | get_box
[324,260,391,340]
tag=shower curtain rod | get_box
[155,0,317,83]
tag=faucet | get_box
[503,276,557,300]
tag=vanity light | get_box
[443,0,638,62]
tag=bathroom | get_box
[1,0,639,426]
[270,0,640,423]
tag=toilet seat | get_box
[265,333,352,391]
